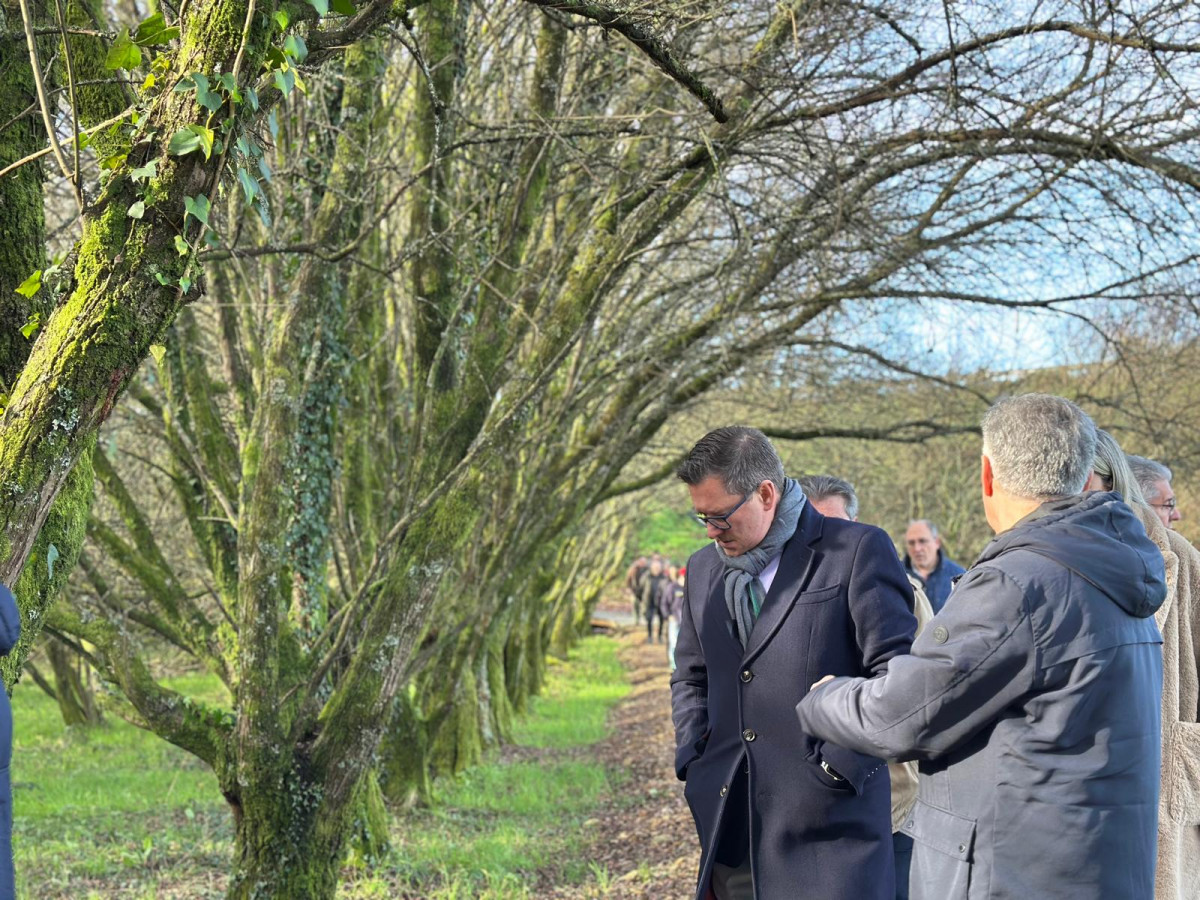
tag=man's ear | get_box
[981,454,996,498]
[759,480,778,512]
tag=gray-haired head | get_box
[1126,454,1173,504]
[1091,430,1146,507]
[798,475,859,520]
[981,394,1097,500]
[907,518,940,538]
[676,426,785,494]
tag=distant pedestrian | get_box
[641,556,668,644]
[662,567,686,669]
[802,474,933,900]
[902,519,964,613]
[625,556,650,622]
[799,394,1167,900]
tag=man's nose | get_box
[706,522,723,540]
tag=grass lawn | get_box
[11,636,629,899]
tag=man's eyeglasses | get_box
[1151,499,1178,511]
[695,490,755,531]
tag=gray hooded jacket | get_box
[796,492,1166,899]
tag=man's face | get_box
[905,522,940,568]
[1147,478,1182,530]
[689,476,776,557]
[810,495,852,521]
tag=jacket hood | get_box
[977,492,1166,619]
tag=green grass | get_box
[633,508,708,566]
[11,637,630,898]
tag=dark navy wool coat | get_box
[0,584,19,900]
[671,504,916,900]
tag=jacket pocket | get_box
[796,583,841,605]
[901,799,976,900]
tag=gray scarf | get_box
[718,478,806,648]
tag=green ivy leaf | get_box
[149,344,167,366]
[183,194,211,227]
[105,29,143,70]
[168,127,202,156]
[305,0,330,15]
[20,312,41,339]
[127,199,146,219]
[179,276,192,294]
[191,73,223,112]
[274,66,296,97]
[236,167,259,205]
[331,0,356,13]
[245,87,260,112]
[284,34,308,63]
[174,234,190,255]
[129,159,157,181]
[14,270,42,299]
[134,12,180,46]
[169,124,215,159]
[274,9,290,30]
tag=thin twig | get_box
[52,0,83,210]
[17,0,84,215]
[0,105,134,179]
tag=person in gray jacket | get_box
[797,393,1167,900]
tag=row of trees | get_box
[3,1,1200,896]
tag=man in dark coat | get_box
[798,394,1167,900]
[671,426,916,900]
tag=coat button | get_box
[958,844,967,854]
[933,625,949,644]
[719,784,728,797]
[740,669,753,683]
[906,820,914,829]
[742,729,757,742]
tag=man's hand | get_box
[810,674,835,691]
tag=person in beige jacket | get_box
[799,475,934,900]
[1088,431,1200,899]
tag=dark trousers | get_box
[893,831,913,900]
[646,608,665,642]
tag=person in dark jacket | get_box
[902,519,965,613]
[672,427,916,900]
[661,567,686,669]
[642,556,669,643]
[0,584,20,899]
[798,394,1167,900]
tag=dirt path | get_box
[545,627,699,900]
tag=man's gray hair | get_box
[676,426,785,494]
[907,518,940,538]
[1126,454,1173,503]
[798,475,859,520]
[1092,430,1147,507]
[981,394,1097,500]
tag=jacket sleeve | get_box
[797,563,1038,762]
[808,526,918,790]
[0,585,19,656]
[670,563,709,780]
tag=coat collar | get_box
[741,502,824,665]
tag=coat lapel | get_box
[742,503,823,665]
